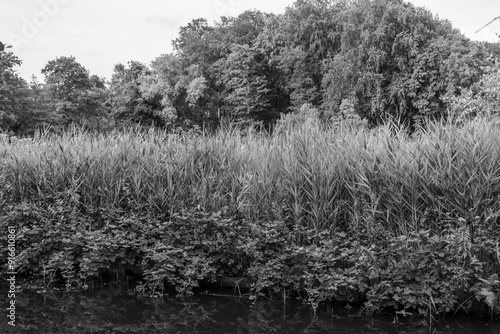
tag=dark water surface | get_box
[1,283,499,334]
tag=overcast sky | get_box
[1,0,499,82]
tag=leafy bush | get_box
[447,64,500,122]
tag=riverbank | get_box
[1,117,499,317]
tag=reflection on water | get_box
[0,283,499,334]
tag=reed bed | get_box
[1,117,500,239]
[2,116,500,315]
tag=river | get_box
[0,283,498,333]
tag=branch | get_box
[475,16,500,33]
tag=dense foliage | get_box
[0,45,31,132]
[41,56,109,129]
[1,116,499,316]
[1,0,499,134]
[1,0,500,319]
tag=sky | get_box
[1,0,499,82]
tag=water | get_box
[1,284,499,334]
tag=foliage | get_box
[319,0,490,127]
[170,11,280,128]
[1,117,500,316]
[41,56,109,129]
[164,0,494,128]
[5,1,499,132]
[216,44,272,125]
[257,0,332,109]
[3,1,500,133]
[362,227,481,315]
[473,274,500,318]
[0,44,31,132]
[446,54,500,122]
[109,61,172,127]
[274,103,321,134]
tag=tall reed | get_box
[1,116,500,241]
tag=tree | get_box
[13,76,58,135]
[217,44,272,125]
[41,56,109,128]
[0,43,30,132]
[171,12,280,128]
[108,61,165,126]
[148,0,495,130]
[446,42,500,121]
[139,54,182,127]
[213,11,283,126]
[172,18,224,128]
[257,0,334,110]
[320,0,491,127]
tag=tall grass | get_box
[1,116,500,240]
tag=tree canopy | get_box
[0,44,30,132]
[1,0,499,134]
[41,56,108,128]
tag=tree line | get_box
[1,0,499,135]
